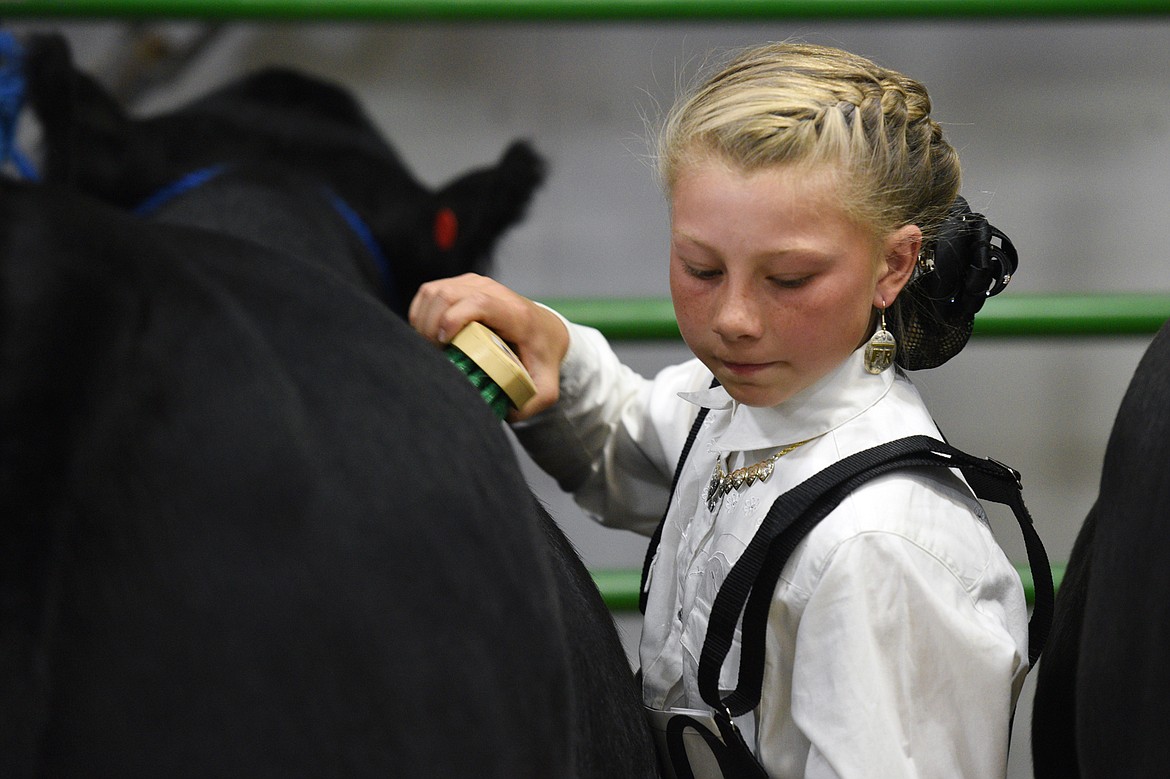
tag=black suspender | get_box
[641,391,1054,719]
[698,434,1053,718]
[639,402,713,614]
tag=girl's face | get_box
[669,159,919,408]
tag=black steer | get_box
[1032,320,1170,777]
[0,33,658,778]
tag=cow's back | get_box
[1,179,576,777]
[1076,320,1170,776]
[1033,319,1170,777]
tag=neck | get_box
[136,167,395,307]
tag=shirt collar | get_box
[677,346,894,453]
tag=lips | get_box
[719,360,774,377]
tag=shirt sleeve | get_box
[511,317,709,536]
[760,530,1025,779]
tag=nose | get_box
[711,283,765,341]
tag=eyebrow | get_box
[672,230,833,262]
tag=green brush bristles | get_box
[445,344,512,420]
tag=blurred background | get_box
[6,9,1169,777]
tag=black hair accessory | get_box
[893,196,1018,370]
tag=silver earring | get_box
[864,306,896,374]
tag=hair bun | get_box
[893,197,1019,370]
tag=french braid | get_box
[657,42,960,246]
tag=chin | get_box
[722,383,790,408]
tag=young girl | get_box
[410,42,1029,778]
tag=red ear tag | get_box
[434,207,458,251]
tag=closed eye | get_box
[771,275,812,289]
[682,262,722,281]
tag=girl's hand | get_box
[408,273,569,421]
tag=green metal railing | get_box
[543,292,1170,342]
[2,0,1169,19]
[594,563,1065,611]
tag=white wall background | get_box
[11,16,1170,777]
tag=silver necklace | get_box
[706,439,812,512]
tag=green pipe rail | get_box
[595,562,1065,611]
[3,0,1169,19]
[543,292,1170,341]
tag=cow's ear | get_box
[215,68,375,133]
[23,33,128,182]
[430,141,546,274]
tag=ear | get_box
[23,32,129,184]
[429,141,546,276]
[874,224,922,308]
[204,68,381,139]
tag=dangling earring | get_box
[864,303,897,374]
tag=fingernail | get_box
[437,328,448,344]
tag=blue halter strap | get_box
[133,165,397,303]
[133,165,229,218]
[322,187,396,303]
[0,30,40,180]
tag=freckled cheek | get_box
[671,298,707,351]
[674,305,726,366]
[669,275,707,333]
[769,301,853,351]
[761,297,809,331]
[816,300,875,353]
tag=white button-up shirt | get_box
[514,321,1030,779]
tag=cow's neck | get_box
[136,167,395,305]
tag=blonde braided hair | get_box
[657,42,960,246]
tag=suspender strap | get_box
[639,380,717,614]
[665,714,769,779]
[697,434,1054,717]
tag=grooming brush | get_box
[445,322,537,420]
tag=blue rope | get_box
[0,29,39,181]
[133,165,397,303]
[133,165,228,217]
[325,188,398,305]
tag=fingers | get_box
[409,273,503,346]
[408,274,570,420]
[505,303,570,420]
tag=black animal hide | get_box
[1,33,658,778]
[1033,320,1170,777]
